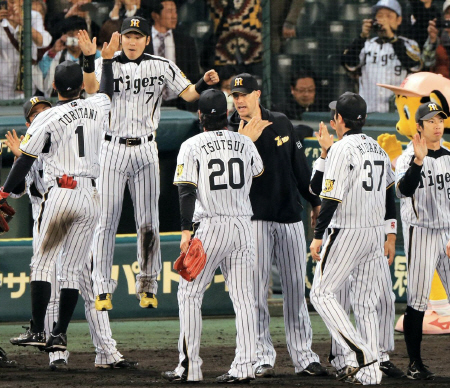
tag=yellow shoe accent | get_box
[95,293,113,311]
[139,292,158,309]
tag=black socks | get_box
[52,288,79,335]
[403,305,425,363]
[30,281,51,333]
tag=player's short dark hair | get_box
[290,68,316,88]
[340,116,365,131]
[57,86,83,99]
[200,113,228,132]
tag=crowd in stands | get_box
[2,0,450,117]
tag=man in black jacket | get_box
[227,73,328,378]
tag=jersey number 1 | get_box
[75,125,85,157]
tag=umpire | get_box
[228,73,328,377]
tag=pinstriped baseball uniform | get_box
[396,145,450,312]
[11,157,127,366]
[310,158,396,369]
[91,52,192,298]
[19,93,110,290]
[173,130,263,381]
[310,133,395,385]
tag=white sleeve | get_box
[173,140,198,186]
[94,56,104,84]
[19,110,53,158]
[319,143,350,203]
[164,59,192,96]
[87,93,111,116]
[395,152,414,198]
[31,11,51,48]
[249,140,264,177]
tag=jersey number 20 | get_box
[208,158,244,190]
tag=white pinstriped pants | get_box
[310,227,383,385]
[404,225,450,311]
[175,216,256,381]
[92,138,162,296]
[30,184,100,289]
[330,256,396,370]
[252,220,319,373]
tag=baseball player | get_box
[342,0,421,113]
[396,102,450,379]
[227,73,328,378]
[310,112,404,379]
[6,96,136,370]
[309,92,395,385]
[79,17,220,311]
[0,33,118,352]
[163,89,266,383]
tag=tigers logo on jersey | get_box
[176,164,184,177]
[21,134,31,145]
[275,136,289,146]
[323,179,335,193]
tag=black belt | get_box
[104,134,153,146]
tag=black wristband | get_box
[83,54,96,73]
[326,145,332,153]
[195,77,209,94]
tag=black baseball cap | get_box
[230,73,259,95]
[23,96,52,121]
[198,89,227,116]
[329,92,367,121]
[415,102,448,122]
[121,16,150,36]
[54,61,83,92]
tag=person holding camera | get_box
[341,0,422,113]
[422,0,450,78]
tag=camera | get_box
[435,19,450,29]
[66,37,79,47]
[372,20,383,32]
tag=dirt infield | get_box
[1,337,450,387]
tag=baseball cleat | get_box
[0,347,17,368]
[255,364,275,377]
[299,362,329,376]
[216,372,254,384]
[138,292,158,308]
[161,370,191,382]
[95,359,138,369]
[337,360,376,381]
[406,361,435,380]
[10,321,46,348]
[343,375,362,384]
[379,360,405,378]
[95,293,113,311]
[50,359,68,371]
[45,333,67,352]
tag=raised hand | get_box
[412,133,427,164]
[315,121,334,156]
[77,29,97,56]
[238,117,271,142]
[5,130,22,158]
[204,69,219,85]
[101,32,120,59]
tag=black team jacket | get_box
[228,105,320,223]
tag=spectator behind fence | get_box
[342,0,422,113]
[204,0,262,79]
[270,0,303,54]
[422,0,450,78]
[145,0,201,110]
[39,16,100,97]
[0,0,52,99]
[273,70,325,120]
[408,0,440,49]
[48,0,100,43]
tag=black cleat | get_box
[45,333,67,352]
[299,362,329,376]
[161,370,198,383]
[95,359,138,369]
[255,364,275,377]
[50,359,68,371]
[216,372,253,384]
[406,361,435,380]
[337,360,376,381]
[10,321,46,348]
[0,347,17,368]
[379,360,405,378]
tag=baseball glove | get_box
[173,238,207,282]
[0,201,15,234]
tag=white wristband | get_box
[314,157,326,172]
[385,219,397,235]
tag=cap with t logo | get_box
[121,16,150,36]
[229,73,259,95]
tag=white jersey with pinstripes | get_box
[94,52,191,138]
[173,130,264,220]
[19,94,111,182]
[352,36,421,113]
[396,145,450,229]
[320,133,395,228]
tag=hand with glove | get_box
[174,237,207,282]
